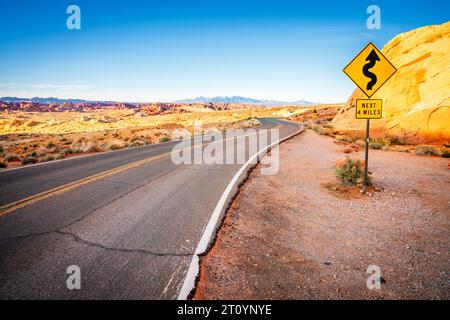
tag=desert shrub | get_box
[310,125,322,134]
[159,136,171,143]
[415,146,440,156]
[336,135,358,143]
[388,130,420,146]
[21,154,38,165]
[440,148,450,158]
[129,140,145,148]
[46,141,55,149]
[444,143,450,148]
[371,137,390,147]
[335,158,370,186]
[310,124,334,136]
[87,145,102,153]
[0,145,3,154]
[4,154,21,162]
[389,135,405,146]
[44,155,55,162]
[60,148,73,157]
[0,161,6,168]
[370,142,383,150]
[108,143,122,150]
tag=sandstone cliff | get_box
[332,21,450,143]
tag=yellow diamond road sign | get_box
[344,42,397,98]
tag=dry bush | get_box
[415,146,440,156]
[4,154,21,162]
[159,136,171,143]
[21,154,38,165]
[335,158,370,186]
[107,143,123,151]
[441,148,450,158]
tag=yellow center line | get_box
[0,125,281,217]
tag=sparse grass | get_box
[335,135,359,143]
[415,146,440,156]
[335,158,370,186]
[21,154,38,165]
[159,136,171,143]
[44,155,55,162]
[309,124,335,137]
[107,143,122,151]
[46,141,55,149]
[440,148,450,158]
[386,130,421,146]
[87,144,102,153]
[129,140,145,148]
[0,107,293,166]
[4,154,21,162]
[370,142,383,150]
[60,148,73,157]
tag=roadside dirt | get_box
[193,130,450,300]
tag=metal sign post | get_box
[364,119,370,192]
[343,43,397,193]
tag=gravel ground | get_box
[193,130,450,300]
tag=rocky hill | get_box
[332,21,450,143]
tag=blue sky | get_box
[0,0,448,103]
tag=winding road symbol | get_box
[343,42,397,98]
[363,49,380,91]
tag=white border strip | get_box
[177,123,304,300]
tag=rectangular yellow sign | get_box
[356,99,382,119]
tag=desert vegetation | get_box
[0,105,311,169]
[335,158,370,186]
[292,106,450,159]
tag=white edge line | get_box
[177,123,304,300]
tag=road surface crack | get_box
[55,230,192,257]
[0,169,177,246]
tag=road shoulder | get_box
[193,130,450,299]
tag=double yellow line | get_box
[0,152,172,217]
[0,123,282,217]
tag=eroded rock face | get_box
[332,21,450,142]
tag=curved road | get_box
[0,118,301,299]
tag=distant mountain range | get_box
[174,96,316,106]
[0,96,316,106]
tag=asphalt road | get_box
[0,118,302,299]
